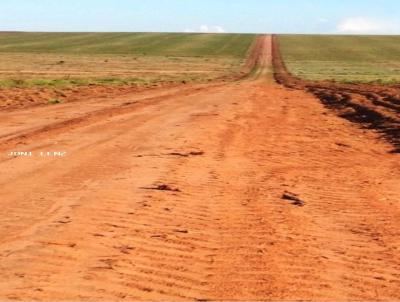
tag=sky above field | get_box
[1,0,400,34]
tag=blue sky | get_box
[1,0,400,34]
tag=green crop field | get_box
[0,32,255,57]
[0,32,256,88]
[278,35,400,84]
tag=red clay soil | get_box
[0,85,134,109]
[0,35,399,301]
[0,83,199,110]
[0,73,245,111]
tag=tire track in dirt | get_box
[0,35,399,301]
[203,80,400,300]
[0,83,245,300]
[0,83,225,153]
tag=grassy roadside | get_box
[278,35,400,84]
[0,76,205,89]
[0,78,143,88]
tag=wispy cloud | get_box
[337,17,400,34]
[184,25,226,33]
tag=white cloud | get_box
[199,25,209,32]
[183,25,227,34]
[337,17,400,34]
[213,26,227,33]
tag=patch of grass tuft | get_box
[48,98,63,105]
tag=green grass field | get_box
[0,32,255,57]
[278,35,400,84]
[0,32,256,88]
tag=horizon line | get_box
[1,31,400,36]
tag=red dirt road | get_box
[0,36,399,301]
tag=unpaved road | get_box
[0,36,399,301]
